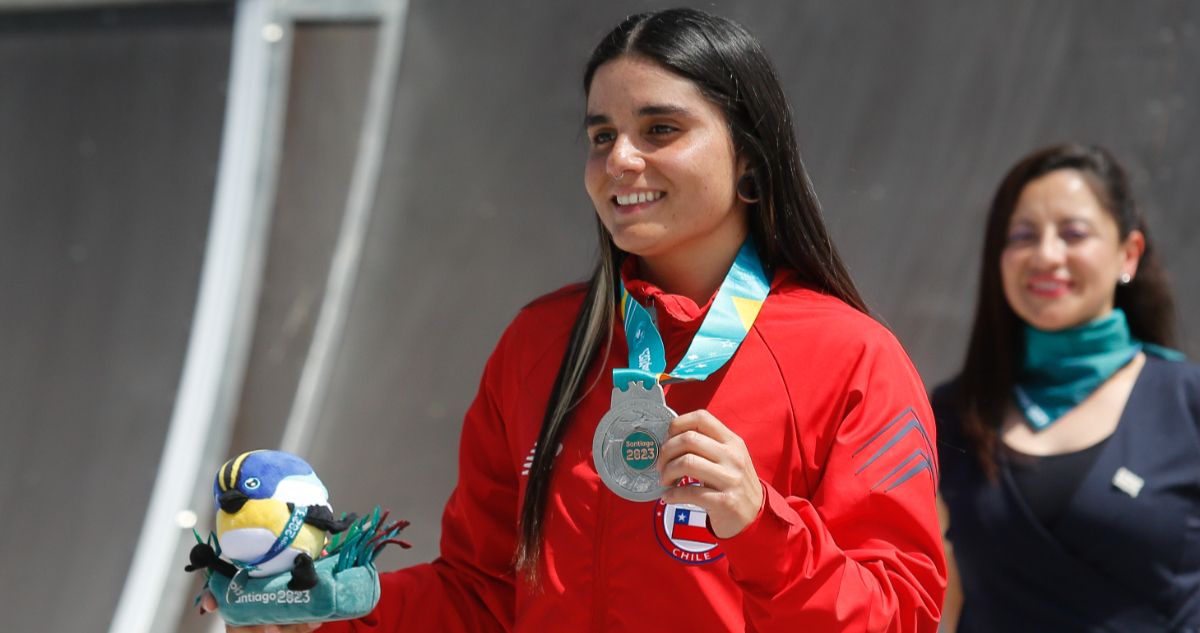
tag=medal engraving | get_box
[592,380,676,502]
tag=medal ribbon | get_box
[614,237,771,391]
[231,504,309,569]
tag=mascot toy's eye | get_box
[244,477,261,490]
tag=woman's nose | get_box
[1030,231,1067,268]
[606,134,645,179]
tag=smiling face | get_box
[584,55,748,272]
[1000,169,1144,331]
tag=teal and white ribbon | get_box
[614,237,771,391]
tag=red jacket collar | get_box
[618,257,793,369]
[619,256,715,324]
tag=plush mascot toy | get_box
[184,450,410,627]
[186,450,355,590]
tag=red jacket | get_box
[323,268,945,632]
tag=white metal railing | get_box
[106,1,408,631]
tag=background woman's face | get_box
[1000,169,1141,331]
[584,55,746,260]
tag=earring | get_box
[1119,273,1132,285]
[737,172,760,203]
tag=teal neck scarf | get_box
[1015,308,1185,430]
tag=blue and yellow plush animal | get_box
[185,450,355,591]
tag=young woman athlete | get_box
[209,9,946,632]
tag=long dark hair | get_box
[514,8,868,581]
[957,143,1177,475]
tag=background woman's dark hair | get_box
[956,143,1177,476]
[514,8,868,582]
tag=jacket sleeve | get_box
[321,326,522,633]
[719,329,946,633]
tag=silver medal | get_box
[592,380,677,502]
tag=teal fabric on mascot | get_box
[208,556,380,626]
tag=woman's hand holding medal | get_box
[657,410,764,538]
[592,237,772,519]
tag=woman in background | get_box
[212,9,946,632]
[936,144,1200,632]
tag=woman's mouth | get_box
[613,191,664,207]
[1027,276,1072,298]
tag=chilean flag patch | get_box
[652,478,724,565]
[670,508,715,544]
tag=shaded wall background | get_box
[0,4,232,632]
[0,2,1196,632]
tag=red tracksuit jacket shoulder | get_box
[323,272,946,633]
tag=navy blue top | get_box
[936,355,1200,632]
[1009,438,1110,529]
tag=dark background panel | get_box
[0,3,232,632]
[305,0,1200,578]
[228,22,378,454]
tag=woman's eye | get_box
[1060,228,1090,242]
[591,131,615,146]
[648,124,677,136]
[1006,231,1035,245]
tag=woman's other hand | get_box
[657,410,764,538]
[199,589,323,633]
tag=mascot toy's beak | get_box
[218,490,249,514]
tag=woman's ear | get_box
[1120,229,1145,281]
